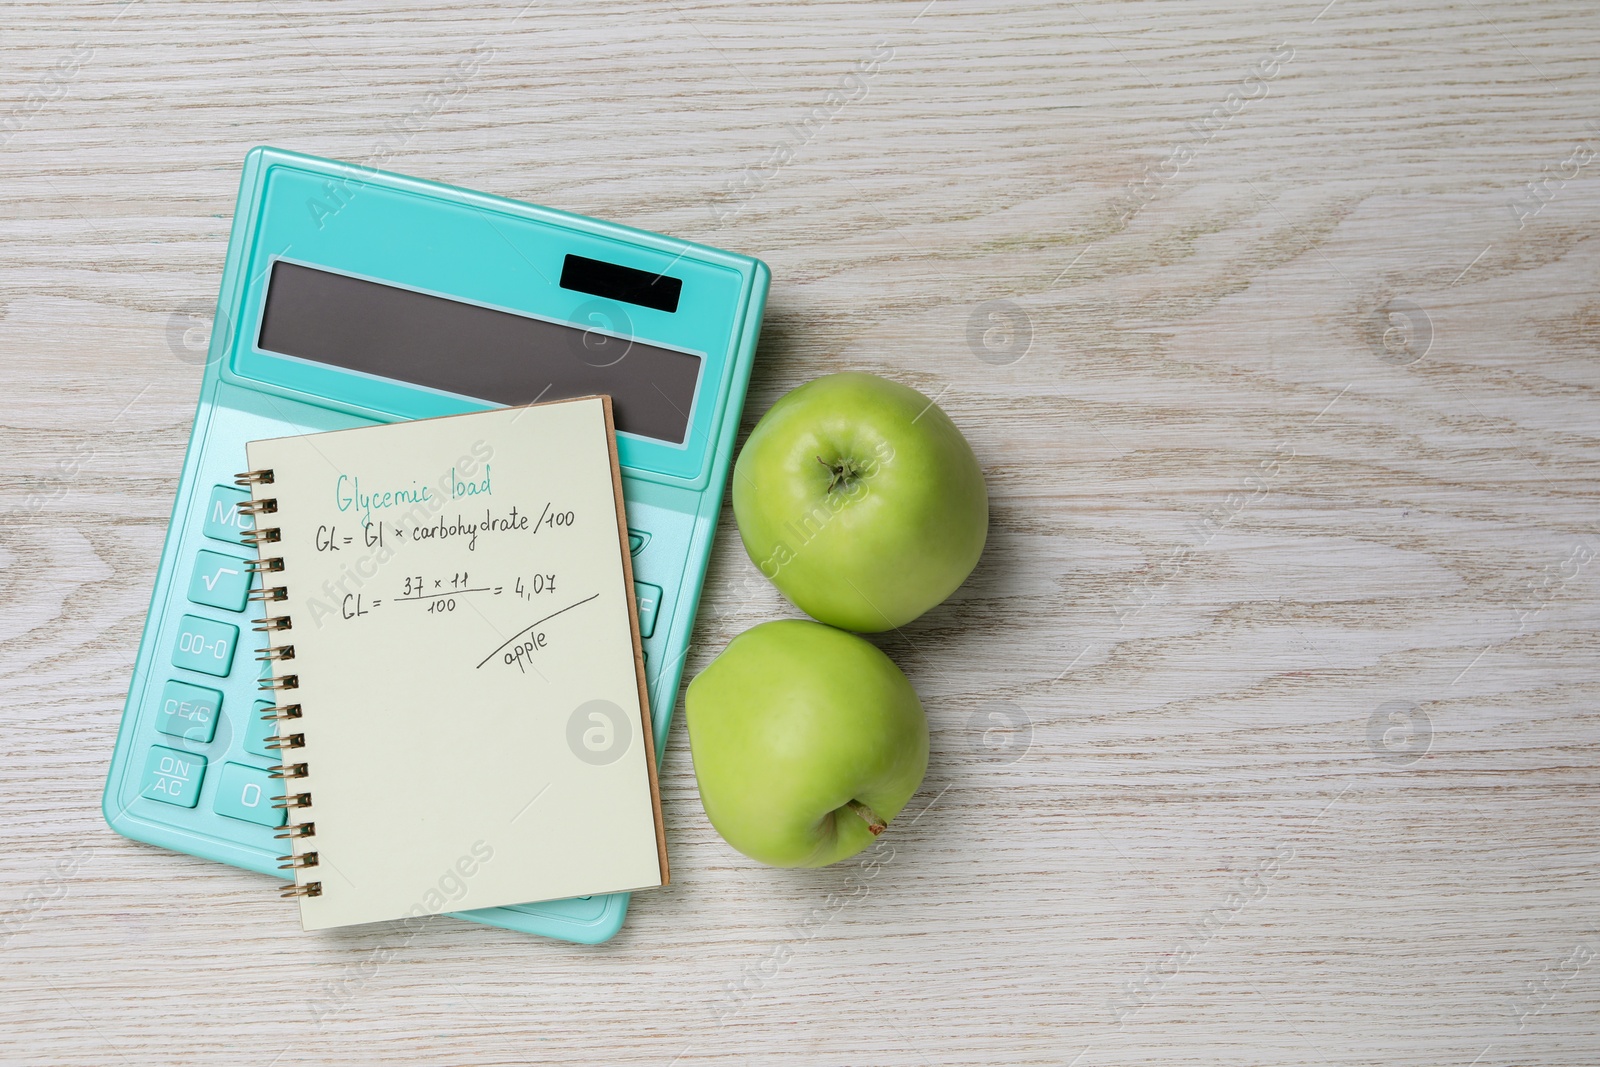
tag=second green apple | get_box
[686,619,929,868]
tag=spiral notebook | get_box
[238,397,667,931]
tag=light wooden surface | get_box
[2,1,1598,1064]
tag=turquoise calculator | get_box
[102,147,769,943]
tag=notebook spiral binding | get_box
[236,468,322,902]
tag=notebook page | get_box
[245,397,666,930]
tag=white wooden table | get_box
[2,2,1597,1064]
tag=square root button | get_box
[188,550,252,612]
[141,746,207,807]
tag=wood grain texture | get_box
[2,1,1597,1064]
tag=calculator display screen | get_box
[256,261,701,444]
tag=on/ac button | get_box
[141,746,206,808]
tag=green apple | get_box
[733,371,987,632]
[686,619,928,868]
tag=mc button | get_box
[202,484,253,545]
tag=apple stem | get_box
[816,454,861,493]
[846,799,887,836]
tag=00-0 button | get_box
[170,615,238,677]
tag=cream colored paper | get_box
[245,398,666,931]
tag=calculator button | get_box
[213,762,286,827]
[627,529,650,555]
[141,745,207,807]
[244,699,279,761]
[171,615,239,677]
[633,581,662,639]
[187,550,252,612]
[202,484,253,544]
[155,680,221,743]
